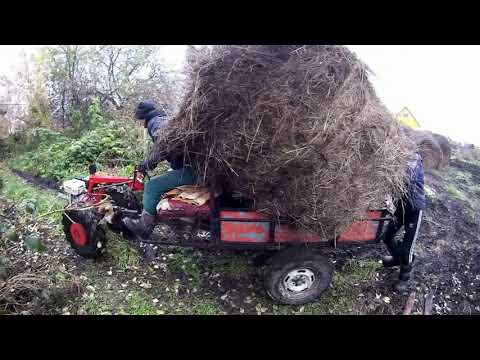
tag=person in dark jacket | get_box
[123,100,195,239]
[382,152,426,292]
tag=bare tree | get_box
[1,45,185,133]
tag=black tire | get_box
[263,247,333,305]
[63,210,107,259]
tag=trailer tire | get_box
[263,248,333,305]
[63,210,107,259]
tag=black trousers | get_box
[383,201,423,267]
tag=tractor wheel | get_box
[263,247,333,305]
[63,209,107,259]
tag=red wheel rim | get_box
[70,222,88,247]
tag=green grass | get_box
[80,285,158,315]
[304,259,379,315]
[166,251,202,286]
[190,300,224,315]
[340,258,379,282]
[125,292,158,315]
[0,167,67,225]
[453,171,472,183]
[424,184,436,198]
[107,231,141,271]
[210,253,254,279]
[81,293,112,315]
[54,271,71,283]
[445,184,466,201]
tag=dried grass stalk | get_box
[0,271,47,309]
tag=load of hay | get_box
[151,45,414,238]
[430,132,451,168]
[401,126,451,170]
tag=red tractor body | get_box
[63,169,391,305]
[78,171,387,247]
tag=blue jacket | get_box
[143,109,185,170]
[145,109,169,141]
[405,153,426,210]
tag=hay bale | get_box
[151,45,413,238]
[430,132,451,168]
[411,131,443,170]
[400,126,450,169]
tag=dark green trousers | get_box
[143,167,195,215]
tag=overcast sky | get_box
[1,45,479,145]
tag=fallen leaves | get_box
[139,282,152,289]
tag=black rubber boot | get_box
[393,278,409,293]
[123,211,156,240]
[382,255,401,268]
[393,260,415,292]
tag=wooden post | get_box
[403,291,416,315]
[424,293,434,315]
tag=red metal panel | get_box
[219,211,270,243]
[219,211,325,244]
[87,174,144,194]
[220,221,271,243]
[79,193,101,205]
[274,225,324,243]
[219,209,383,245]
[337,210,382,242]
[220,210,267,220]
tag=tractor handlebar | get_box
[134,166,150,181]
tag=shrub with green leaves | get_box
[9,119,144,181]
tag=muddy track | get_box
[410,160,480,314]
[11,169,62,192]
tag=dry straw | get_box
[149,45,414,238]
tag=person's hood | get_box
[135,100,158,120]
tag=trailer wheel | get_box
[63,210,107,259]
[263,248,333,305]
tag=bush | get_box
[1,127,65,157]
[8,103,146,181]
[9,123,144,180]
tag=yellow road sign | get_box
[396,107,420,129]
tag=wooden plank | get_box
[424,293,434,315]
[403,291,416,315]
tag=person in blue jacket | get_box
[382,152,426,292]
[123,100,195,239]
